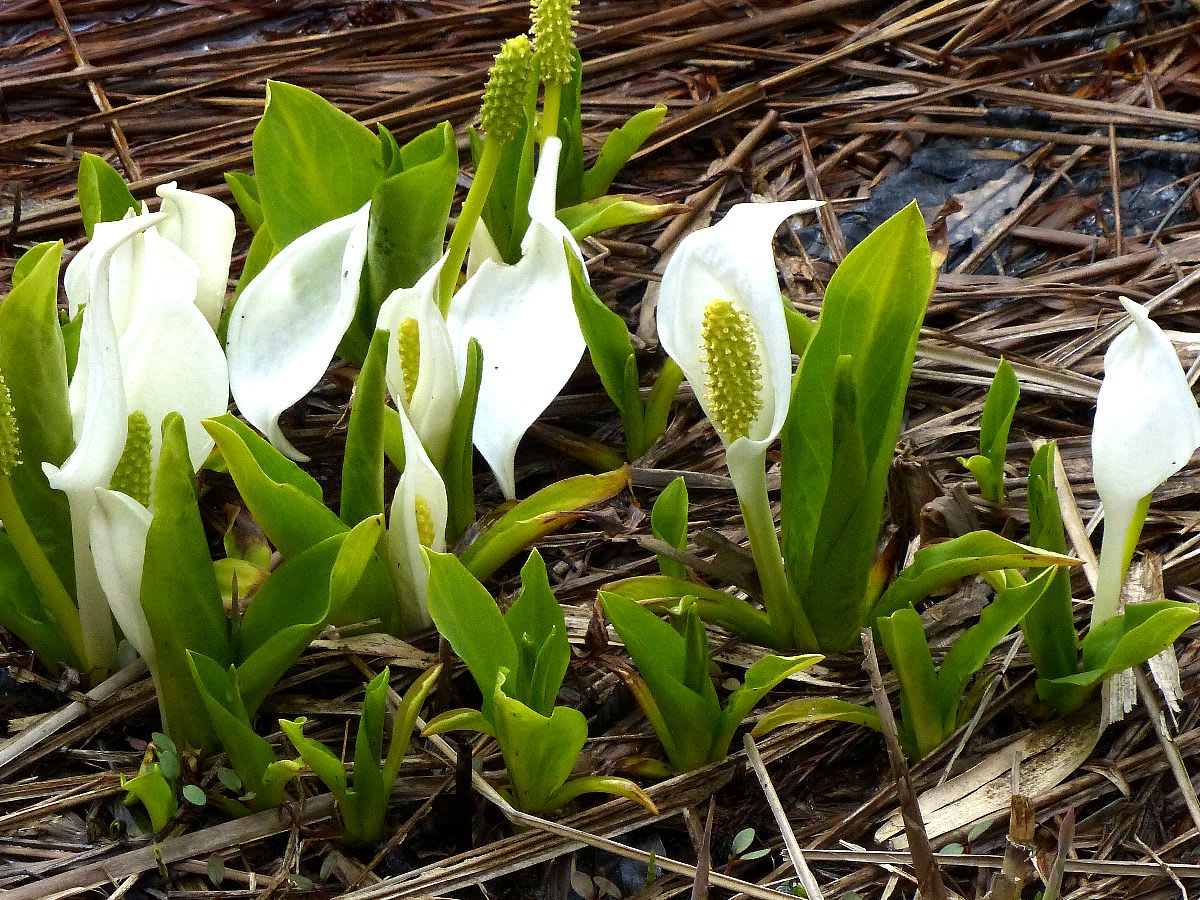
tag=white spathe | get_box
[155,183,236,329]
[656,200,821,462]
[46,206,230,672]
[377,255,459,467]
[226,203,371,461]
[1092,297,1200,625]
[89,489,155,667]
[447,136,585,499]
[387,409,448,635]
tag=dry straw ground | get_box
[3,0,1200,897]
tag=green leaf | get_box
[460,467,630,581]
[188,653,300,810]
[731,828,755,857]
[566,248,643,454]
[382,665,441,791]
[600,592,720,771]
[77,153,137,238]
[557,196,677,242]
[203,414,342,556]
[543,775,658,815]
[603,574,778,649]
[553,50,585,209]
[423,707,495,737]
[253,80,384,248]
[236,517,384,714]
[641,358,684,454]
[443,338,481,543]
[0,533,73,672]
[340,329,388,526]
[751,697,882,736]
[958,358,1019,503]
[473,91,536,263]
[224,171,264,233]
[279,717,351,804]
[797,354,871,649]
[11,241,58,288]
[581,105,667,201]
[351,122,458,359]
[873,531,1079,623]
[782,299,816,358]
[492,675,587,813]
[651,478,689,579]
[141,415,230,752]
[877,606,942,759]
[1038,601,1198,713]
[1022,441,1077,681]
[781,202,935,651]
[347,669,389,845]
[936,568,1057,720]
[122,764,177,832]
[424,550,518,721]
[0,242,75,595]
[714,653,822,757]
[504,551,569,716]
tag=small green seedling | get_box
[877,567,1059,759]
[423,550,656,814]
[1025,445,1197,713]
[280,665,440,846]
[650,477,689,579]
[600,592,821,773]
[958,357,1019,503]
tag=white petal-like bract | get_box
[447,137,584,499]
[89,489,155,667]
[656,200,821,453]
[377,256,460,466]
[1093,297,1200,510]
[156,183,236,329]
[387,410,448,635]
[227,203,371,460]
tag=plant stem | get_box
[728,446,818,650]
[0,476,88,669]
[539,83,561,147]
[437,137,503,315]
[1092,494,1148,627]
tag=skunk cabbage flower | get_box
[656,200,820,484]
[65,183,235,332]
[226,204,371,460]
[447,136,585,499]
[1092,297,1200,624]
[377,257,459,467]
[388,410,448,634]
[46,207,229,671]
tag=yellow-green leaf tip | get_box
[531,0,578,85]
[701,299,763,442]
[481,34,534,142]
[0,371,19,476]
[109,411,153,507]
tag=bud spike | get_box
[109,411,153,507]
[531,0,578,86]
[701,299,763,443]
[396,318,421,405]
[0,371,20,477]
[481,34,534,143]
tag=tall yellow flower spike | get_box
[701,299,763,443]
